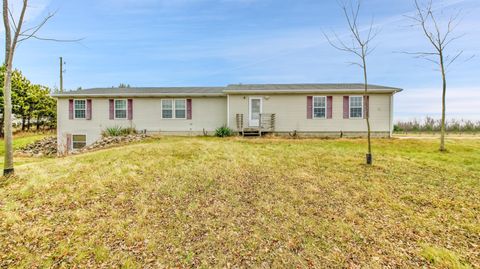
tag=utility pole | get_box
[59,57,65,92]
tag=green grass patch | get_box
[421,245,472,269]
[0,137,479,267]
[0,132,52,167]
[0,133,48,155]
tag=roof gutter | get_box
[223,89,403,94]
[51,92,227,98]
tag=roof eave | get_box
[51,92,226,98]
[224,89,403,94]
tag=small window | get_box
[162,99,186,119]
[175,99,186,119]
[350,96,363,118]
[74,100,86,119]
[72,134,86,149]
[115,99,127,119]
[162,99,173,119]
[313,96,326,119]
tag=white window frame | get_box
[71,134,87,150]
[161,99,187,119]
[312,96,327,119]
[73,99,87,119]
[174,99,187,119]
[161,99,174,119]
[114,99,128,120]
[349,96,364,119]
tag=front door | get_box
[249,97,262,127]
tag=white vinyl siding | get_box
[227,94,392,133]
[313,96,326,119]
[349,96,363,118]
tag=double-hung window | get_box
[313,96,327,119]
[175,100,186,119]
[74,100,86,119]
[72,134,87,149]
[162,99,186,119]
[115,99,127,119]
[349,96,363,118]
[161,100,173,119]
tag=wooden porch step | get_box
[241,128,261,137]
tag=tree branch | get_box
[17,11,56,42]
[10,0,28,61]
[405,0,469,71]
[7,7,17,33]
[20,35,84,43]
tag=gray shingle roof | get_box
[52,84,402,97]
[52,87,226,97]
[225,83,402,93]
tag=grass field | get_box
[0,136,479,268]
[0,133,50,167]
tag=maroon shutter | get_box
[66,134,72,152]
[327,96,333,119]
[109,99,114,120]
[343,96,349,119]
[128,99,133,120]
[307,96,313,119]
[69,99,74,119]
[187,99,192,120]
[86,99,92,120]
[364,95,370,119]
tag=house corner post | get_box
[226,94,230,128]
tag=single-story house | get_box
[52,83,402,153]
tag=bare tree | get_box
[3,0,79,176]
[405,0,470,152]
[324,0,379,165]
[3,0,27,176]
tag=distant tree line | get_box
[116,83,131,88]
[0,66,56,136]
[395,117,480,133]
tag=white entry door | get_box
[249,97,262,127]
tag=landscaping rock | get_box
[79,134,149,153]
[16,134,149,157]
[17,136,57,157]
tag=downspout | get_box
[390,94,394,137]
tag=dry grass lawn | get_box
[0,136,479,268]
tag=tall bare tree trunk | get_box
[3,67,14,175]
[406,0,468,152]
[3,0,69,175]
[324,1,378,165]
[362,52,372,163]
[3,0,14,176]
[439,51,447,151]
[3,0,28,176]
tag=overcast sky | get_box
[3,0,480,120]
